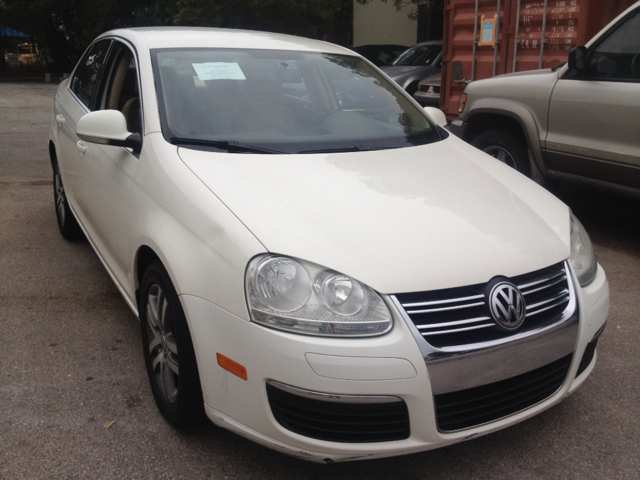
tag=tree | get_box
[356,0,443,20]
[171,0,352,43]
[1,0,352,76]
[1,0,172,74]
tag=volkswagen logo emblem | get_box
[489,282,526,331]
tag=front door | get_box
[78,41,143,290]
[545,9,640,192]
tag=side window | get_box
[99,43,142,134]
[589,12,640,81]
[71,40,112,109]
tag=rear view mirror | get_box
[281,68,302,83]
[568,46,587,74]
[76,110,142,153]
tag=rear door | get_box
[545,8,640,191]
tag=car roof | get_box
[98,27,354,56]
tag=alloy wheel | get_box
[54,165,66,227]
[145,284,180,404]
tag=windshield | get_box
[152,48,442,154]
[392,44,441,67]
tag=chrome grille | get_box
[394,262,572,348]
[418,85,440,94]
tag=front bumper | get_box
[182,263,609,463]
[413,90,439,107]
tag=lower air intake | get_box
[434,354,572,432]
[266,381,410,443]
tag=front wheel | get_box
[471,129,530,176]
[139,261,204,427]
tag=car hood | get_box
[178,136,569,294]
[486,67,558,80]
[381,65,431,80]
[418,74,441,86]
[382,65,424,74]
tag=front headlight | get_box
[245,255,392,337]
[569,213,597,286]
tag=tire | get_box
[471,129,531,176]
[53,161,83,240]
[139,261,205,427]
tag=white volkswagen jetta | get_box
[49,28,609,462]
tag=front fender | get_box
[462,98,547,174]
[129,134,267,322]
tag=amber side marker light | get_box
[217,353,248,380]
[459,93,467,114]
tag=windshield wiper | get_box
[298,146,363,154]
[170,137,286,154]
[298,145,399,154]
[551,62,567,72]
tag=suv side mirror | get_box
[77,110,142,153]
[568,46,588,74]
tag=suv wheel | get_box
[471,129,530,176]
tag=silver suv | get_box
[450,1,640,198]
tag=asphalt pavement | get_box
[0,82,638,479]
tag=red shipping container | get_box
[440,0,636,117]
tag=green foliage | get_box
[0,0,351,75]
[355,0,442,20]
[171,0,351,40]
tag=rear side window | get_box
[71,40,112,108]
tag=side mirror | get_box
[568,46,587,74]
[76,110,142,153]
[424,106,447,127]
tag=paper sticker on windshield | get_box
[192,62,246,80]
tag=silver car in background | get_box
[380,40,442,95]
[413,73,441,107]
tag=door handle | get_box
[76,141,87,154]
[56,114,66,126]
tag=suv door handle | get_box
[76,141,87,154]
[56,114,66,126]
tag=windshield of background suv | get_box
[152,48,442,154]
[392,44,441,67]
